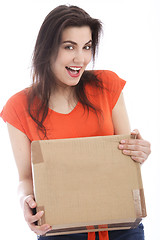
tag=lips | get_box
[66,66,82,78]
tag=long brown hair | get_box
[28,5,103,138]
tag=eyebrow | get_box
[62,40,92,45]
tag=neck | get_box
[49,85,78,113]
[51,84,76,102]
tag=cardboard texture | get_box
[31,135,146,236]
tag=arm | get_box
[112,93,151,163]
[7,123,52,235]
[112,92,131,135]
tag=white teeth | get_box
[69,67,81,71]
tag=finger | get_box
[131,129,143,140]
[120,139,150,148]
[122,149,148,161]
[131,156,145,164]
[26,210,44,224]
[25,195,37,209]
[29,223,52,235]
[119,143,150,154]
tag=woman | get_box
[0,5,151,240]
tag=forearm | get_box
[18,178,34,208]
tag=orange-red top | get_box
[0,70,126,142]
[0,70,126,240]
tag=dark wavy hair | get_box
[28,5,103,138]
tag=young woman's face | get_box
[50,26,92,88]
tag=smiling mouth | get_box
[66,66,82,75]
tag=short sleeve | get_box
[95,70,126,110]
[0,90,27,134]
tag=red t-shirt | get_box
[0,70,126,142]
[0,70,126,240]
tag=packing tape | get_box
[132,189,147,218]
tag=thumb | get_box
[131,129,143,140]
[25,195,37,209]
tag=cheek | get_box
[58,50,73,64]
[85,53,92,65]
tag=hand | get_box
[119,129,151,164]
[23,195,52,235]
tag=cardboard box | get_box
[31,135,146,236]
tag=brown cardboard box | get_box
[31,135,146,236]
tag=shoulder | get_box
[1,88,30,121]
[0,88,31,134]
[92,69,119,78]
[91,70,126,92]
[86,70,126,110]
[4,88,31,113]
[6,88,29,105]
[92,69,125,83]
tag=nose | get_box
[73,50,84,65]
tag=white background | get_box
[0,0,159,239]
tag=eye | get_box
[65,45,74,50]
[84,45,92,50]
